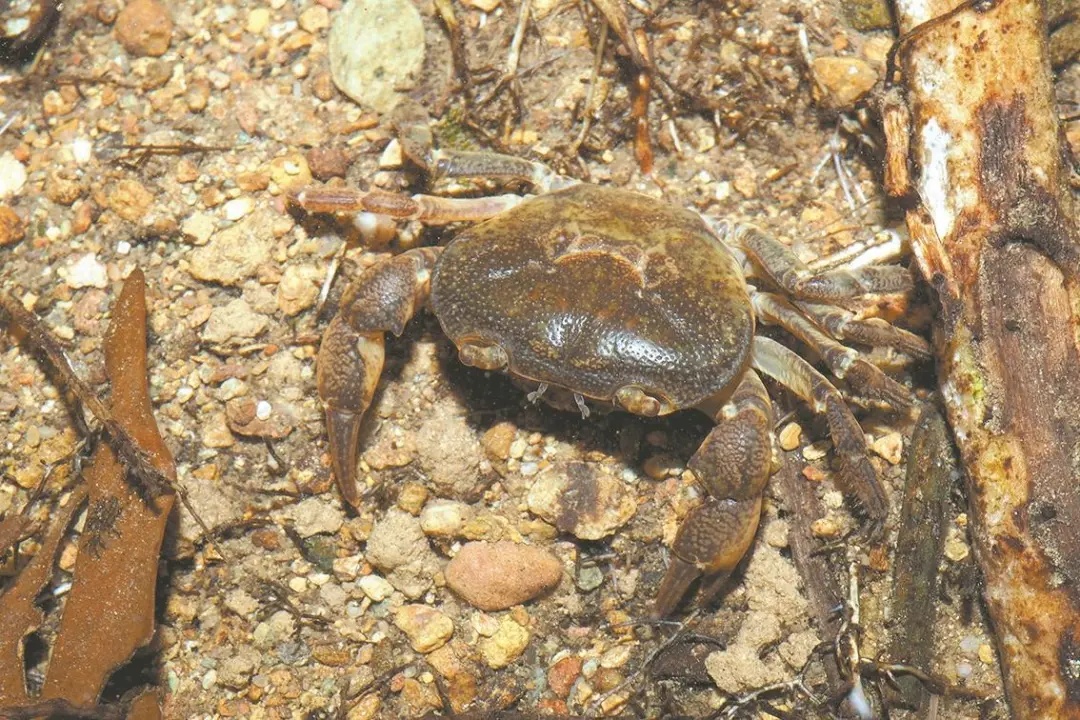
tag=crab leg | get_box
[426,149,577,193]
[654,370,778,617]
[794,300,931,360]
[752,292,915,410]
[290,185,526,226]
[751,336,887,520]
[731,225,913,302]
[319,247,442,506]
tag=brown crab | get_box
[290,147,927,616]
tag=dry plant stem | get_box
[888,404,955,714]
[887,0,1080,715]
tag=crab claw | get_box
[316,315,386,509]
[325,409,363,507]
[653,495,762,618]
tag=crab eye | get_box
[615,386,663,417]
[458,341,509,371]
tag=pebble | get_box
[181,213,215,245]
[393,605,454,653]
[548,656,583,698]
[200,412,235,448]
[445,541,563,611]
[366,509,429,571]
[218,651,258,689]
[268,153,313,191]
[107,179,154,223]
[0,154,26,199]
[224,588,260,617]
[288,497,345,537]
[419,500,472,537]
[811,56,878,109]
[481,422,516,462]
[396,483,429,515]
[306,147,350,180]
[201,299,268,345]
[479,614,530,669]
[358,574,395,602]
[778,422,803,451]
[0,206,24,247]
[276,264,321,316]
[247,8,271,34]
[114,0,173,57]
[226,397,295,439]
[188,212,274,286]
[329,0,425,113]
[223,197,253,221]
[802,441,830,461]
[527,462,637,540]
[63,252,108,289]
[871,432,904,465]
[298,5,330,33]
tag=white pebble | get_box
[0,153,27,199]
[256,400,272,420]
[65,252,109,289]
[223,197,253,221]
[358,574,394,602]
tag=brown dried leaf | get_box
[0,487,88,704]
[39,269,176,705]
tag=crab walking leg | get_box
[319,247,442,506]
[794,300,931,360]
[654,371,778,617]
[751,336,888,519]
[731,225,913,302]
[290,185,527,226]
[752,292,915,409]
[427,149,578,193]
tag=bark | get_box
[885,0,1080,716]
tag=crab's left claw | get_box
[654,496,763,618]
[653,370,776,617]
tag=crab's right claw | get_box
[316,315,385,509]
[653,495,762,618]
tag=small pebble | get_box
[223,197,253,221]
[0,154,26,199]
[358,574,394,602]
[396,482,429,515]
[802,442,830,461]
[393,605,454,653]
[114,0,173,56]
[870,432,904,465]
[778,422,803,451]
[445,541,563,611]
[255,400,272,421]
[289,497,344,537]
[419,500,472,537]
[479,614,530,669]
[811,56,878,108]
[65,253,109,289]
[548,656,583,698]
[0,206,24,247]
[575,565,604,592]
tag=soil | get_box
[4,0,1074,717]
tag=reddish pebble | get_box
[115,0,173,57]
[445,541,562,611]
[547,655,583,698]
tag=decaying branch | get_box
[885,0,1080,716]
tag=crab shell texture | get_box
[431,184,754,413]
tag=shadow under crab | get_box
[290,151,928,617]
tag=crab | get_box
[289,145,928,617]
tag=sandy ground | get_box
[5,0,1072,717]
